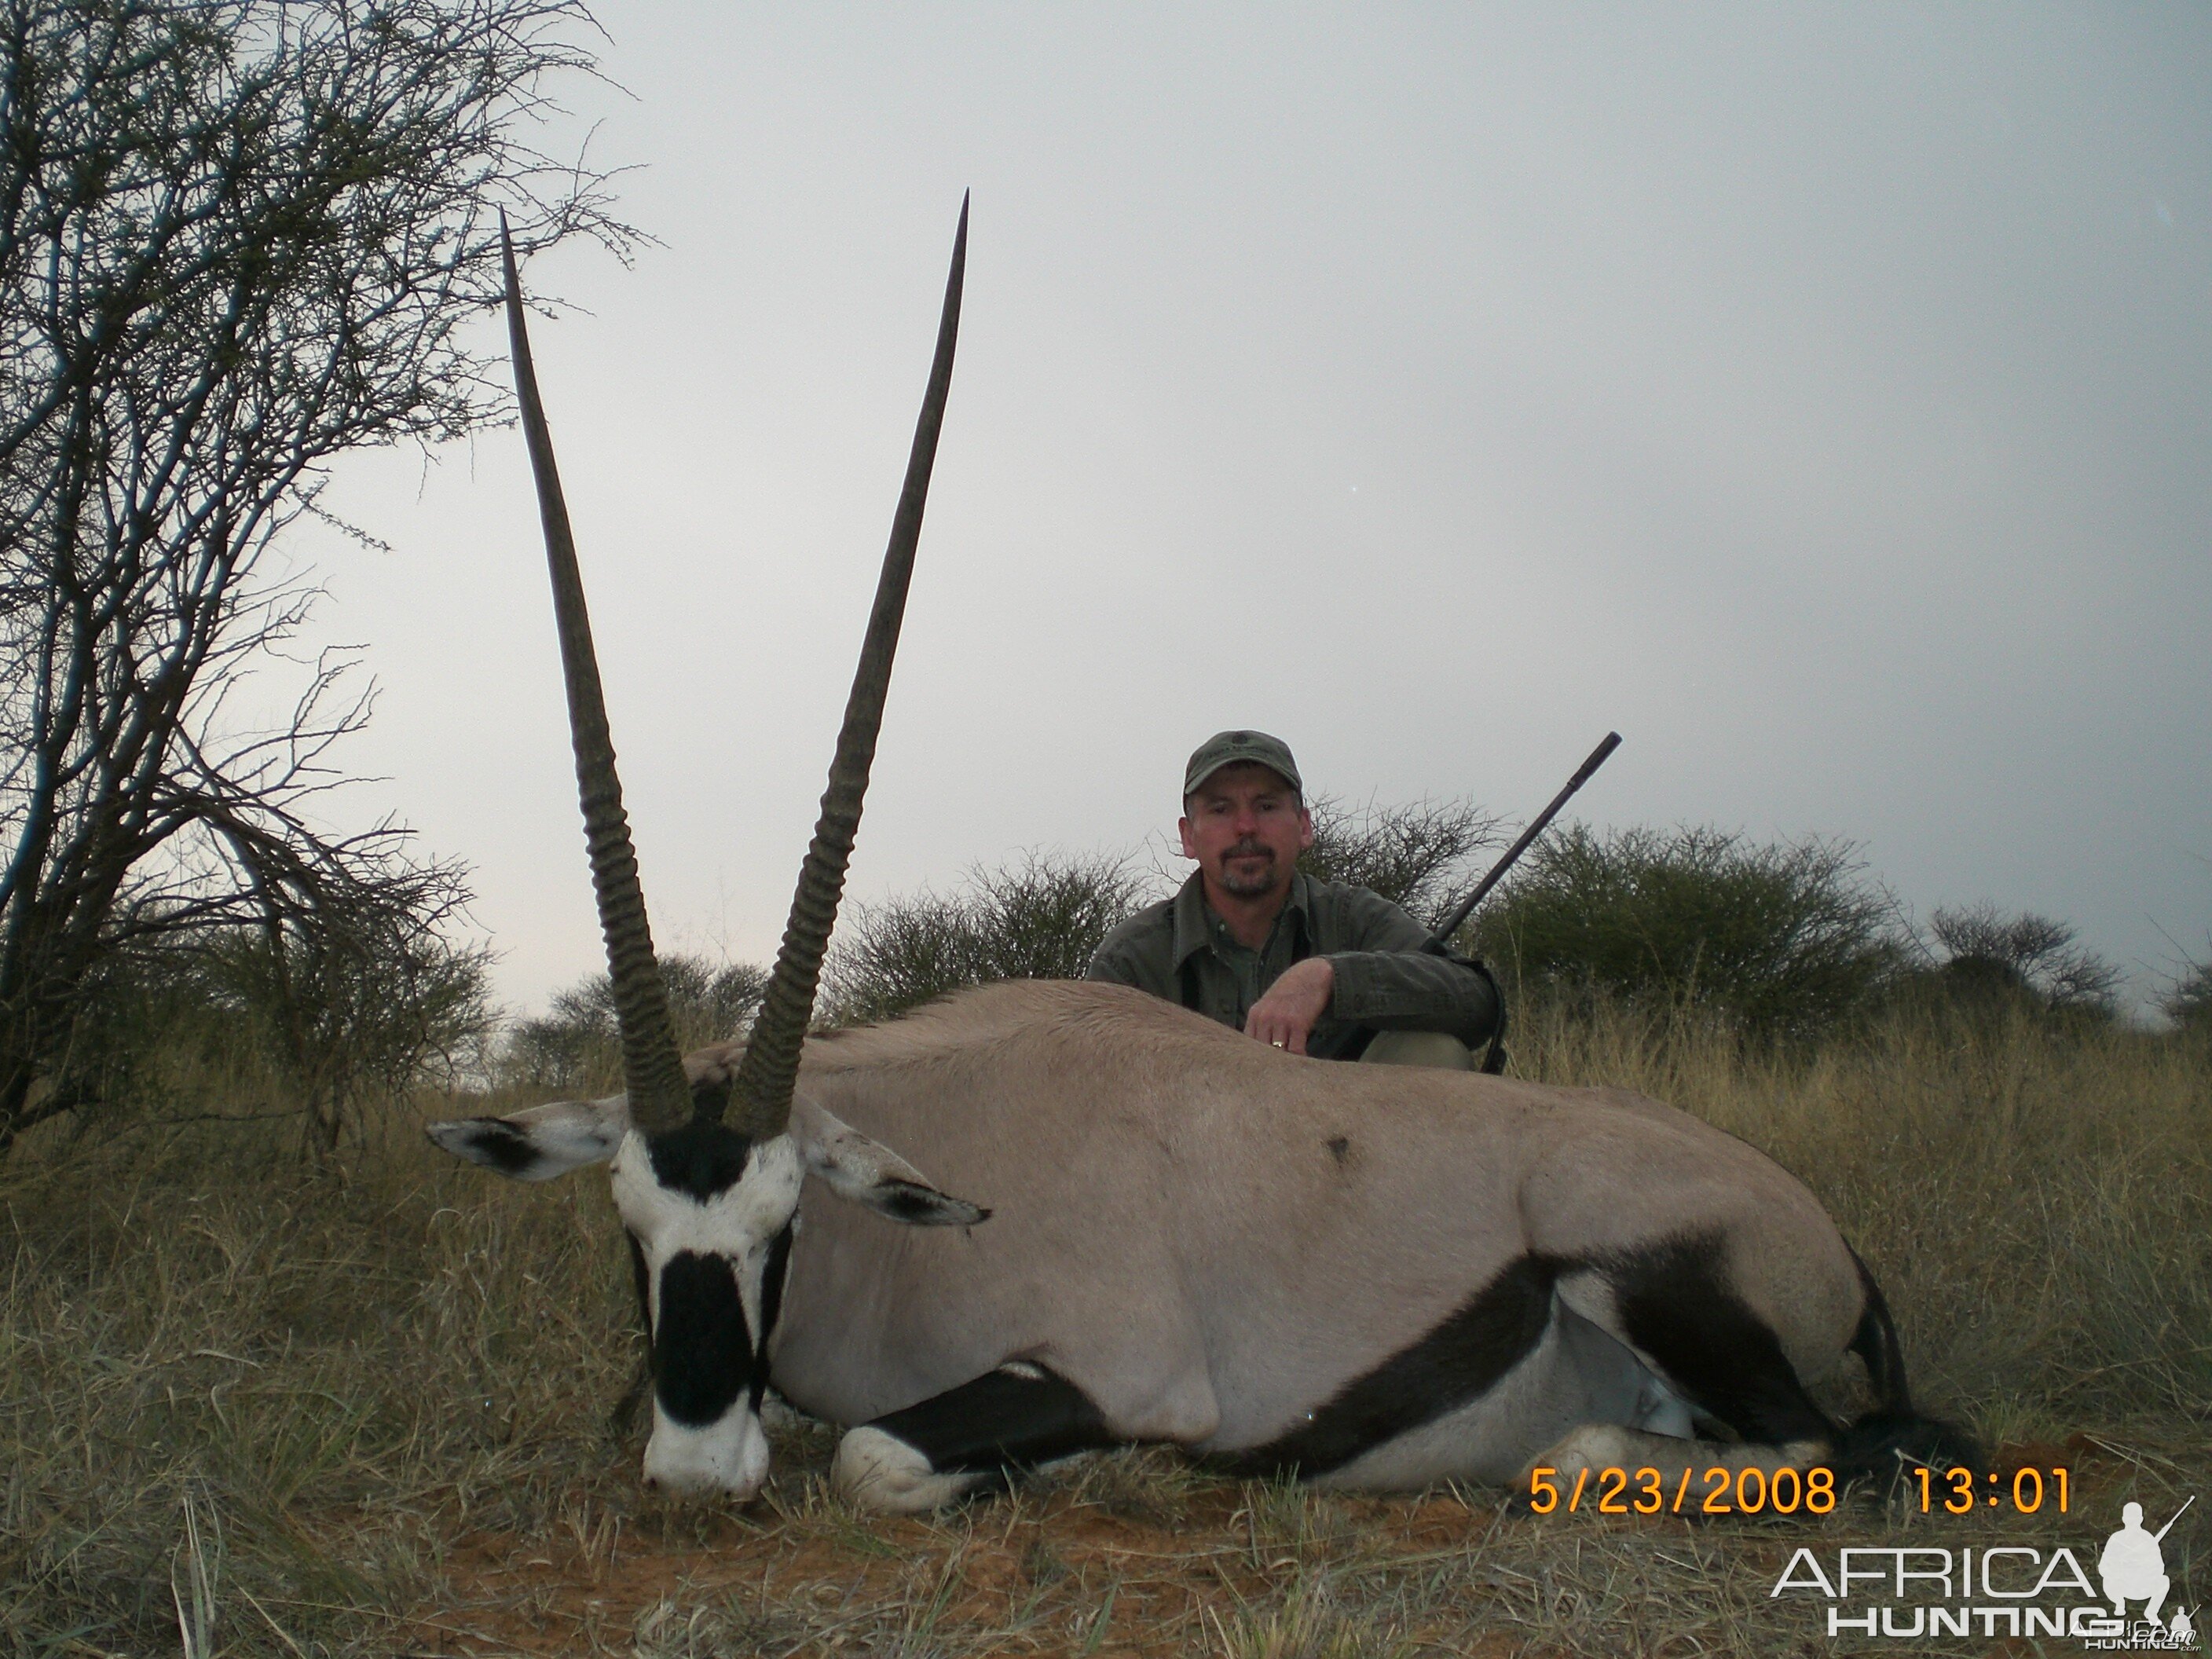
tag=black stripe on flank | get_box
[1219,1254,1559,1479]
[870,1364,1115,1478]
[653,1251,754,1426]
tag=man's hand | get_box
[1244,958,1334,1055]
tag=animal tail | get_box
[1830,1245,1981,1489]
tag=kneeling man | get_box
[1087,731,1503,1068]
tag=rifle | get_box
[2155,1495,2195,1543]
[1428,731,1622,947]
[1420,731,1620,1077]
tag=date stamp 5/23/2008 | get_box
[1525,1465,2075,1518]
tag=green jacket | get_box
[1085,872,1503,1060]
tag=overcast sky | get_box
[295,4,2210,1020]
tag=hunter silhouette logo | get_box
[2100,1498,2191,1633]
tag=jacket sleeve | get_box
[1322,890,1502,1047]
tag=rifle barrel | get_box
[1428,731,1622,947]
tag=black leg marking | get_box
[869,1363,1115,1479]
[1607,1233,1835,1445]
[653,1250,755,1426]
[1219,1254,1559,1479]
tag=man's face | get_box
[1179,762,1313,903]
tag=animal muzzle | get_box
[642,1402,771,1499]
[637,1242,778,1498]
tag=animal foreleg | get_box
[832,1362,1119,1514]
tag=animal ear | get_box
[425,1097,628,1181]
[789,1097,989,1227]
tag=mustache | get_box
[1225,840,1274,860]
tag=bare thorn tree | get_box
[0,0,635,1152]
[1300,795,1505,932]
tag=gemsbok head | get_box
[429,200,983,1497]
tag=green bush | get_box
[823,852,1154,1024]
[1475,824,1906,1041]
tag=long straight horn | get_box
[731,196,969,1139]
[500,217,692,1135]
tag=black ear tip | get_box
[877,1180,991,1226]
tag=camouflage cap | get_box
[1183,730,1302,798]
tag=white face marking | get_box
[610,1130,804,1498]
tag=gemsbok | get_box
[430,200,1974,1512]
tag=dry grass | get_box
[2,1009,2205,1657]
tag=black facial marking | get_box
[1606,1232,1834,1445]
[607,1230,657,1437]
[645,1117,753,1201]
[1219,1254,1559,1479]
[750,1223,793,1409]
[652,1251,753,1426]
[689,1071,734,1122]
[624,1230,652,1335]
[1325,1135,1350,1168]
[460,1119,540,1176]
[870,1363,1115,1478]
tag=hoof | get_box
[832,1426,987,1514]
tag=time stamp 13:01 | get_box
[1525,1464,2072,1517]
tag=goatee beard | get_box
[1216,846,1278,897]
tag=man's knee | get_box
[1358,1030,1476,1071]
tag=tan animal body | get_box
[439,975,1972,1511]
